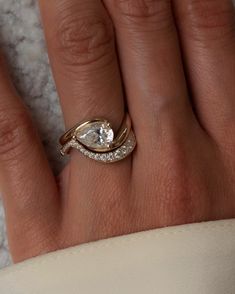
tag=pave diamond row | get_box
[60,131,136,163]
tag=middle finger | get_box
[39,0,125,132]
[104,0,198,152]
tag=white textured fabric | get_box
[0,219,235,294]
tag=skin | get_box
[0,0,235,263]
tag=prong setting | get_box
[60,114,136,163]
[60,131,136,163]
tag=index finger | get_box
[0,55,59,262]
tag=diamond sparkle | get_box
[60,131,136,163]
[76,122,114,150]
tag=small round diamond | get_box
[106,153,114,161]
[114,150,122,159]
[99,154,107,161]
[63,130,136,163]
[89,153,95,159]
[95,154,100,160]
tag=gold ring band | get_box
[59,113,136,163]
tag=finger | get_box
[38,0,132,241]
[173,0,235,142]
[0,56,59,262]
[38,0,124,132]
[103,0,197,149]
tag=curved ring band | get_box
[59,114,136,163]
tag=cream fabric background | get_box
[1,220,235,294]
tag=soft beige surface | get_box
[0,219,235,294]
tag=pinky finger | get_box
[0,55,59,262]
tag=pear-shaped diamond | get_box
[76,122,114,150]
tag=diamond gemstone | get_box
[61,130,136,163]
[76,122,114,149]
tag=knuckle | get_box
[0,107,33,161]
[55,10,115,68]
[181,0,235,43]
[114,0,174,32]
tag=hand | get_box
[1,0,235,263]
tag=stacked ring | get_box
[59,114,136,163]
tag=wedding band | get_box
[59,114,136,163]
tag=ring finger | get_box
[38,0,132,238]
[39,0,125,138]
[103,0,198,159]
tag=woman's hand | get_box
[1,0,235,262]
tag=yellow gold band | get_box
[59,113,136,163]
